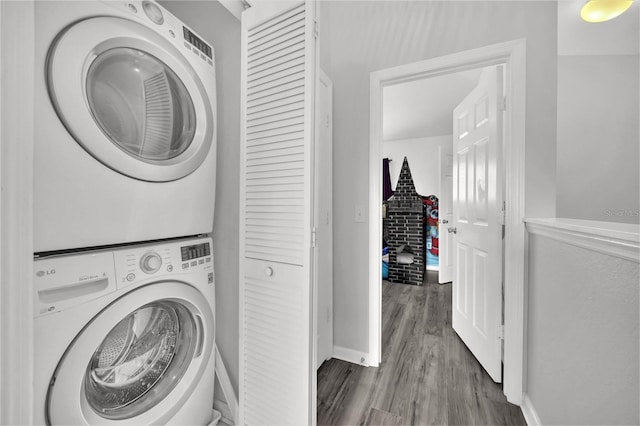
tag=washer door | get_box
[47,282,214,425]
[47,17,214,182]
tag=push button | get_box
[198,259,204,265]
[126,273,136,282]
[182,263,189,269]
[167,265,173,272]
[190,261,197,267]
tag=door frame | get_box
[314,68,334,369]
[368,39,527,405]
[0,0,36,423]
[438,143,454,283]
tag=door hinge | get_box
[313,20,319,39]
[498,95,507,111]
[498,201,506,226]
[498,324,505,340]
[311,227,317,248]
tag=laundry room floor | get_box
[317,278,526,425]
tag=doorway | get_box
[368,40,527,405]
[382,62,505,377]
[381,68,483,286]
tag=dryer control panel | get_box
[105,0,216,69]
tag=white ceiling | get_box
[382,68,482,141]
[383,1,639,142]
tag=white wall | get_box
[383,135,450,197]
[320,0,557,356]
[160,0,240,397]
[526,232,639,424]
[556,54,639,223]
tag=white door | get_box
[438,143,454,283]
[315,69,333,369]
[240,2,317,425]
[47,17,215,182]
[452,66,504,382]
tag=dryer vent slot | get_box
[38,278,109,304]
[141,71,174,158]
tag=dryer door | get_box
[47,282,214,425]
[47,17,214,182]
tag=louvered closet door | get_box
[240,2,317,425]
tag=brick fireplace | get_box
[386,157,424,286]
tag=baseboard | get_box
[333,345,370,366]
[215,345,239,424]
[521,394,542,426]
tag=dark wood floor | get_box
[317,274,525,426]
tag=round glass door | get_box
[46,16,215,181]
[86,48,197,162]
[84,301,197,420]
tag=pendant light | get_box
[581,0,634,22]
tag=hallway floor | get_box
[317,275,526,425]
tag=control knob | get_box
[142,1,164,25]
[140,252,162,274]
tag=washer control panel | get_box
[33,237,213,316]
[33,251,117,317]
[180,241,211,270]
[114,237,213,289]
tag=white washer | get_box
[34,0,217,252]
[34,237,216,425]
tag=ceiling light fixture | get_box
[581,0,634,22]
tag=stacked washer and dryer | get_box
[33,1,218,424]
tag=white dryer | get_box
[34,237,216,425]
[34,1,217,252]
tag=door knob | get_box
[447,227,457,234]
